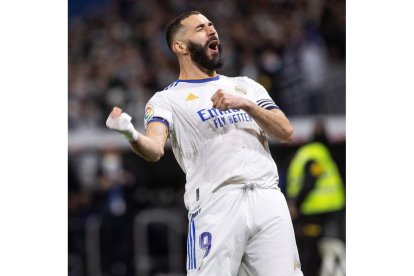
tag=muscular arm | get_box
[243,101,293,143]
[211,89,293,143]
[106,107,168,162]
[129,122,168,162]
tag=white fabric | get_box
[144,75,280,212]
[186,185,303,276]
[106,112,138,142]
[318,238,346,276]
[144,75,302,275]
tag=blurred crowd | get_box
[69,0,345,131]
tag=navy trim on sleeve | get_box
[256,99,280,110]
[148,116,170,129]
[257,99,273,104]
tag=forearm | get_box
[129,132,165,162]
[243,101,293,143]
[106,107,167,162]
[210,89,293,142]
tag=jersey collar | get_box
[177,75,220,83]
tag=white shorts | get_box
[186,183,303,276]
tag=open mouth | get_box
[208,40,219,52]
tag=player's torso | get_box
[162,76,269,167]
[156,76,280,211]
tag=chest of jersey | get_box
[167,80,257,135]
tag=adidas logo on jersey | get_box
[186,93,199,101]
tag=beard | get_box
[187,40,224,71]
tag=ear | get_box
[172,41,188,55]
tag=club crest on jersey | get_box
[234,85,247,95]
[144,104,154,120]
[186,93,199,101]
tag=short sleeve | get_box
[244,77,280,111]
[144,92,173,132]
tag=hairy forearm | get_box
[129,133,165,162]
[243,101,293,143]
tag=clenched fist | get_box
[106,107,138,142]
[211,89,250,111]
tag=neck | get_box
[178,56,217,80]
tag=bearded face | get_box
[187,39,224,71]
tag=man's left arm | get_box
[211,89,293,143]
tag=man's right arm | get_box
[106,106,168,162]
[129,122,168,162]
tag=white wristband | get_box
[123,122,139,142]
[106,112,139,142]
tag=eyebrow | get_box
[194,22,212,30]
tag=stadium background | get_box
[68,0,345,275]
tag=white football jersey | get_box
[144,75,281,211]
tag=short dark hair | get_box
[165,11,201,52]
